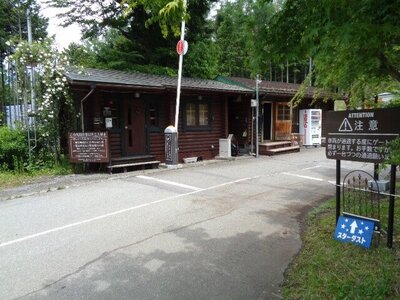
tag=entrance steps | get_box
[259,141,300,156]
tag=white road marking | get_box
[137,175,202,191]
[0,176,259,248]
[282,172,324,182]
[301,165,321,171]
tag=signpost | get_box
[169,0,187,165]
[326,108,400,248]
[334,216,375,249]
[68,132,109,163]
[176,40,188,56]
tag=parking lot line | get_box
[0,176,257,249]
[282,172,324,182]
[137,175,202,191]
[301,165,321,171]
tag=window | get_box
[149,108,157,127]
[199,103,209,126]
[184,101,211,130]
[277,104,291,121]
[148,101,161,132]
[186,103,196,126]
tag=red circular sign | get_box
[176,40,185,55]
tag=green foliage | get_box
[63,43,97,67]
[214,0,250,77]
[214,0,278,78]
[184,40,218,79]
[384,138,400,166]
[5,38,74,164]
[50,0,185,38]
[0,0,48,56]
[268,0,400,105]
[50,0,216,76]
[0,154,73,190]
[65,33,177,76]
[88,30,144,70]
[129,64,177,76]
[0,126,27,171]
[139,0,187,37]
[283,197,400,299]
[383,93,400,109]
[381,102,400,167]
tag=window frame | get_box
[182,99,212,131]
[147,100,162,133]
[277,103,291,121]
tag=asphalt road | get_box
[0,148,371,300]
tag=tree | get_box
[63,42,96,68]
[213,0,281,78]
[0,0,48,124]
[184,40,218,78]
[63,31,177,76]
[214,0,250,77]
[49,0,217,76]
[267,0,400,107]
[0,0,48,55]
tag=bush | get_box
[386,137,400,166]
[0,126,27,171]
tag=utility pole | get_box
[174,0,187,130]
[166,0,188,166]
[0,53,4,125]
[286,60,289,83]
[27,8,37,158]
[255,75,261,158]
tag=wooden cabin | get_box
[217,77,334,154]
[66,68,252,171]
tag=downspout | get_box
[80,84,96,132]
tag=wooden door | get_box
[124,99,146,155]
[275,103,292,140]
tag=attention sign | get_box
[68,132,109,163]
[325,108,400,163]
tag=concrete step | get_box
[265,145,300,155]
[260,141,292,150]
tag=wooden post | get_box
[336,160,341,224]
[387,164,397,248]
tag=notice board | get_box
[68,132,110,163]
[325,108,400,163]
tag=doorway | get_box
[263,102,272,141]
[124,99,146,155]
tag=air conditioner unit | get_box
[368,180,390,192]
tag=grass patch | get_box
[283,191,400,299]
[0,164,72,190]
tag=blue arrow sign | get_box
[334,216,375,249]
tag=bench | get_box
[107,160,160,174]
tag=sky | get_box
[38,0,82,49]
